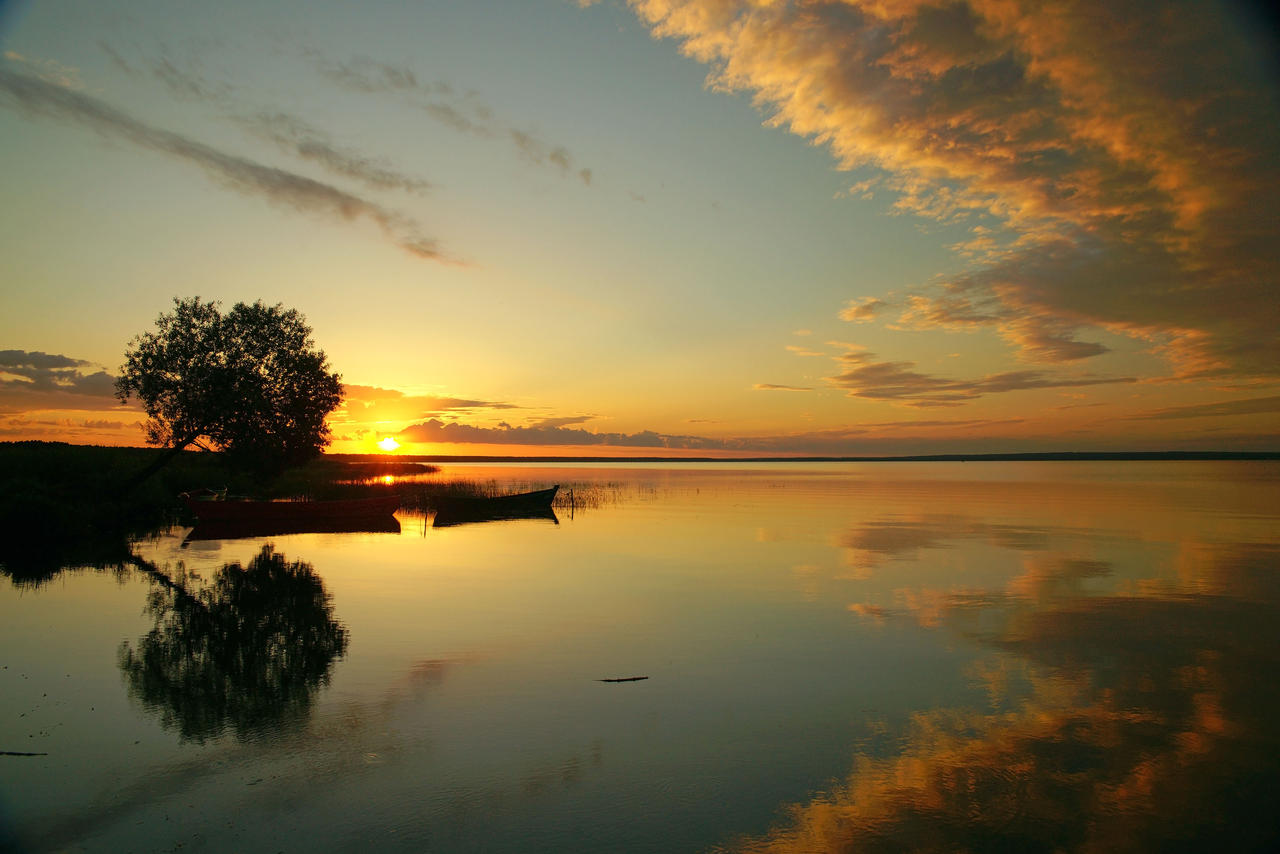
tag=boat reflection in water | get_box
[181,492,400,524]
[120,546,348,743]
[184,515,401,543]
[432,505,559,528]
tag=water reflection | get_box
[431,505,559,528]
[183,515,400,542]
[723,543,1280,852]
[119,545,348,743]
[4,462,1277,853]
[839,515,1061,570]
[0,537,134,590]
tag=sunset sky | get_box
[2,0,1277,456]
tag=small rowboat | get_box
[432,485,559,528]
[182,493,400,524]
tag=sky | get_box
[1,0,1277,457]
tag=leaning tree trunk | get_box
[119,436,197,495]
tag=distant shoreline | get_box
[333,451,1280,464]
[5,441,1276,464]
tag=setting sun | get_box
[377,436,400,453]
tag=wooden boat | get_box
[182,492,400,524]
[431,485,559,528]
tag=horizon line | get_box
[4,441,1277,463]
[347,451,1280,463]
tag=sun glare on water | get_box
[377,436,400,453]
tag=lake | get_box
[2,461,1278,852]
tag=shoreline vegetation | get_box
[0,441,446,584]
[2,440,1275,585]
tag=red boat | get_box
[181,493,400,523]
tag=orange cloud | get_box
[827,346,1134,406]
[336,384,518,424]
[839,296,886,323]
[629,0,1280,379]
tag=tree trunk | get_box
[119,437,196,495]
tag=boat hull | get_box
[431,485,558,528]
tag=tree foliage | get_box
[116,297,343,473]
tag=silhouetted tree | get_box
[120,546,348,742]
[116,297,343,479]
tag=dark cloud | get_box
[394,414,1038,455]
[1129,395,1280,420]
[631,0,1280,378]
[0,68,446,261]
[0,416,135,437]
[0,349,116,396]
[398,418,705,449]
[527,415,596,429]
[0,350,128,417]
[826,348,1135,407]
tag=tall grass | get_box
[0,441,622,584]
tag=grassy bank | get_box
[0,442,435,580]
[0,441,597,585]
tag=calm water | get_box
[2,461,1278,852]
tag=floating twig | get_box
[597,676,649,683]
[1,750,49,757]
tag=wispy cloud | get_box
[753,383,812,391]
[839,297,886,323]
[785,345,825,357]
[398,417,716,449]
[0,416,138,438]
[309,52,596,186]
[1128,395,1280,421]
[827,347,1135,407]
[338,385,517,423]
[395,414,1033,454]
[0,68,447,261]
[235,111,430,195]
[895,294,1109,363]
[98,45,433,197]
[628,0,1280,379]
[3,50,83,88]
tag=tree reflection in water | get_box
[120,545,348,743]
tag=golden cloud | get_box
[629,0,1280,379]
